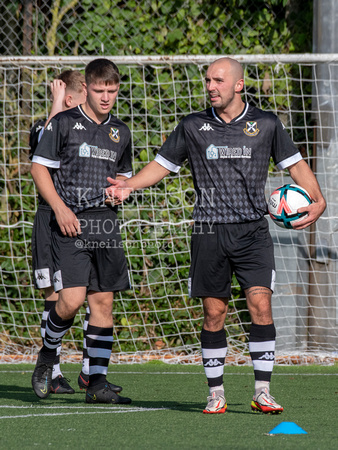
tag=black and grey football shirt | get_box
[32,105,132,213]
[155,103,302,223]
[29,119,45,160]
[29,119,50,207]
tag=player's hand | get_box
[45,79,67,126]
[292,198,326,230]
[50,79,66,104]
[54,204,81,237]
[105,177,133,205]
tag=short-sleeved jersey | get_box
[32,105,132,213]
[155,103,302,223]
[29,119,49,207]
[29,119,46,160]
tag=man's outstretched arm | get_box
[106,160,170,202]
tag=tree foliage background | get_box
[1,0,312,57]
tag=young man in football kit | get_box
[30,59,132,405]
[105,57,326,414]
[30,70,87,395]
[30,70,123,396]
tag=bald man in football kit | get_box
[105,57,325,414]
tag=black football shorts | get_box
[189,217,275,298]
[51,207,130,293]
[31,205,54,289]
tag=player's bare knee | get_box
[56,301,81,320]
[203,308,226,331]
[249,308,273,325]
[56,292,84,320]
[90,301,113,318]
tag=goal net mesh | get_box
[0,56,337,364]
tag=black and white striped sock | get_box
[81,306,90,375]
[40,305,74,363]
[41,301,64,377]
[86,325,114,388]
[40,300,54,340]
[249,322,276,395]
[201,328,227,394]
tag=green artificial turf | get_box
[0,363,337,449]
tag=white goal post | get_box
[0,54,337,364]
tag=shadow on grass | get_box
[0,384,86,404]
[0,385,252,415]
[130,400,251,414]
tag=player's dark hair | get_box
[85,59,120,86]
[57,70,85,93]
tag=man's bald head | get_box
[205,57,245,120]
[209,57,244,83]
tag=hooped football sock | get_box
[42,305,74,362]
[40,300,55,339]
[81,306,90,375]
[87,325,114,388]
[249,323,276,389]
[201,328,227,388]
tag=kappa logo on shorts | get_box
[243,121,260,136]
[36,272,47,280]
[53,270,63,292]
[53,274,60,283]
[34,268,50,289]
[109,127,120,143]
[79,142,91,157]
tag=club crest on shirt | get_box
[243,121,260,136]
[109,127,120,143]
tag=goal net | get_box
[0,55,337,364]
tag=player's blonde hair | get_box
[57,70,85,93]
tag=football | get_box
[268,184,312,229]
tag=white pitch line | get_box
[0,407,169,420]
[0,405,134,410]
